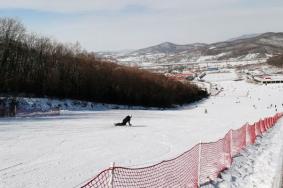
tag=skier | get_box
[115,115,132,126]
[204,108,208,114]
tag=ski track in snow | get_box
[0,71,283,188]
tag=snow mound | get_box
[12,97,160,113]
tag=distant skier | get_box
[115,115,132,126]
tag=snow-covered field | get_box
[1,71,283,188]
[115,51,266,67]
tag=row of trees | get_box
[0,17,207,107]
[267,54,283,68]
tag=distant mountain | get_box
[203,32,283,59]
[227,33,262,42]
[98,32,283,66]
[130,42,207,55]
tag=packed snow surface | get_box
[0,71,283,188]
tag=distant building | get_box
[207,67,219,71]
[253,75,283,84]
[198,72,206,79]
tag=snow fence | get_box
[81,113,283,188]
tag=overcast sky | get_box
[0,0,283,51]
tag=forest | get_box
[0,17,207,107]
[267,54,283,68]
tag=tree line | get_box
[0,17,207,107]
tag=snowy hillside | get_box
[1,71,283,188]
[98,32,283,67]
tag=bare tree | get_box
[0,17,207,107]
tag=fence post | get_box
[230,130,233,157]
[198,141,202,188]
[109,162,115,188]
[245,124,249,146]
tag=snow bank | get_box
[13,97,162,113]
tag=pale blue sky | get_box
[0,0,282,51]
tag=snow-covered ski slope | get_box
[1,71,283,188]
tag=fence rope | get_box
[81,113,283,188]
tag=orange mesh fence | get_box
[83,145,200,188]
[199,137,231,184]
[81,113,283,188]
[113,144,200,188]
[247,124,256,145]
[82,169,112,188]
[231,125,246,157]
[259,121,263,134]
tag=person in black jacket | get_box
[115,115,132,126]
